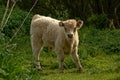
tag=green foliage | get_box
[78,27,120,58]
[38,0,69,19]
[0,0,3,6]
[0,7,33,37]
[0,27,120,79]
[17,0,69,20]
[0,6,5,22]
[0,33,5,45]
[0,36,32,79]
[2,0,120,28]
[0,6,69,38]
[87,14,109,29]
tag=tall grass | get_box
[79,27,120,57]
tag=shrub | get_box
[87,14,109,29]
[16,0,69,20]
[0,7,33,37]
[78,27,120,58]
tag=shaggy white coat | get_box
[30,14,83,73]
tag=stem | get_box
[1,0,16,32]
[5,0,38,49]
[0,0,10,32]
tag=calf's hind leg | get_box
[55,48,65,73]
[31,35,43,71]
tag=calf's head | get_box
[59,19,83,39]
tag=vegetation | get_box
[0,0,120,80]
[2,0,120,28]
[0,26,120,80]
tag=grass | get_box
[1,52,119,80]
[0,27,120,80]
[0,5,120,80]
[29,54,120,80]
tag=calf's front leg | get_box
[71,47,83,72]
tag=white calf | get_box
[30,14,83,73]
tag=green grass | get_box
[0,28,120,80]
[0,36,120,80]
[33,54,120,80]
[1,52,119,80]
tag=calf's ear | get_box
[76,20,83,29]
[59,22,64,27]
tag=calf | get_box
[30,14,83,73]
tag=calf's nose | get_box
[68,34,73,38]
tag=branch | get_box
[0,0,10,32]
[5,0,39,49]
[1,0,17,32]
[114,7,120,28]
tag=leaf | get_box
[0,68,9,76]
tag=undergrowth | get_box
[0,27,120,80]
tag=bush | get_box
[16,0,69,20]
[0,7,33,37]
[78,27,120,58]
[87,14,109,29]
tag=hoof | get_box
[36,66,42,72]
[77,67,83,73]
[59,70,64,73]
[59,69,64,73]
[37,68,42,71]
